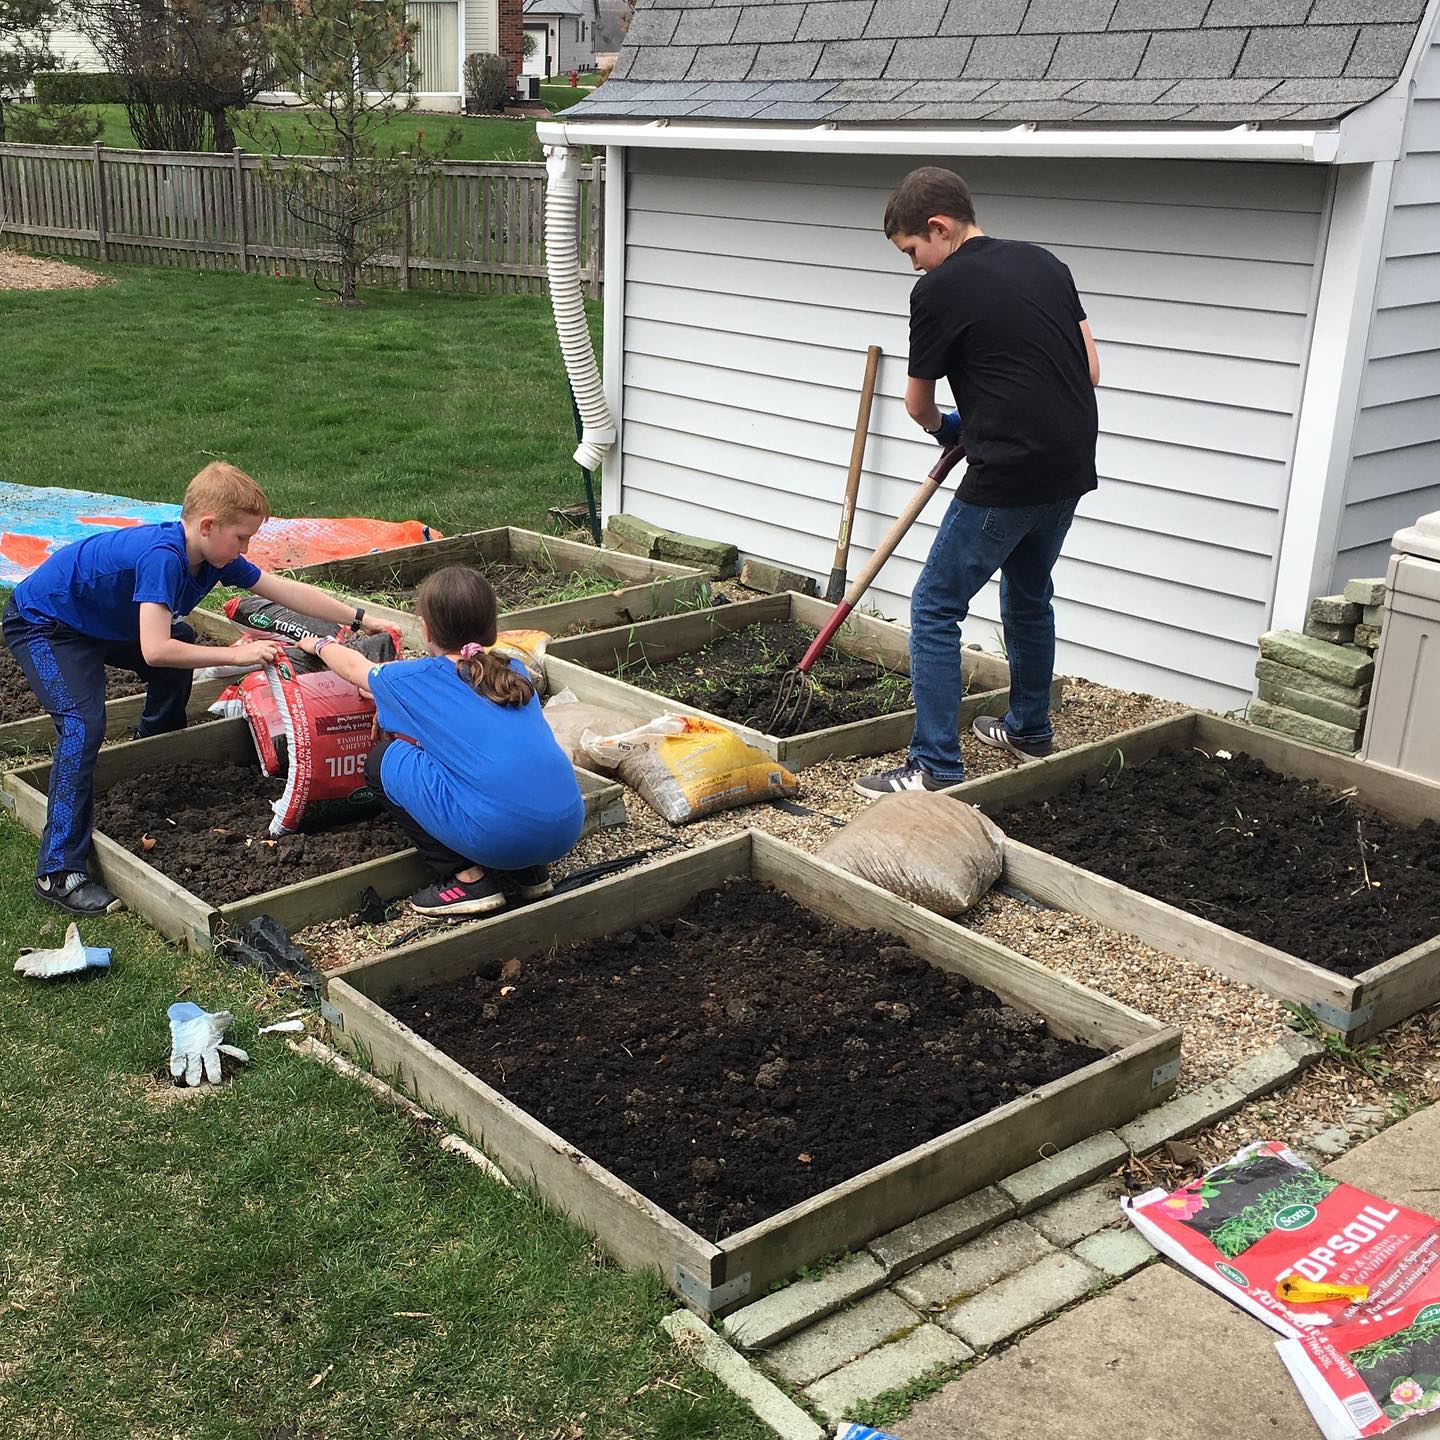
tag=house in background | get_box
[540,0,1440,712]
[523,0,600,78]
[39,0,524,111]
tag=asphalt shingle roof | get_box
[571,0,1428,125]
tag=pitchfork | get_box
[767,445,966,736]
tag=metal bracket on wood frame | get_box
[320,998,345,1031]
[674,1265,751,1314]
[1306,998,1374,1032]
[1150,1058,1181,1090]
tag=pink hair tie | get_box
[459,642,485,660]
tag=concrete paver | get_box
[805,1324,972,1423]
[893,1221,1055,1312]
[764,1291,921,1388]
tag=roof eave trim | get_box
[536,119,1342,163]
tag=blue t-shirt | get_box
[369,655,585,870]
[11,521,261,642]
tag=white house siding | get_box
[1337,23,1440,584]
[464,0,496,65]
[618,150,1329,711]
[32,24,105,76]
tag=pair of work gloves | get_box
[927,410,963,448]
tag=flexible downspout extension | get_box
[545,145,616,472]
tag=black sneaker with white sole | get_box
[409,873,508,917]
[34,871,123,916]
[853,759,951,799]
[497,864,554,902]
[971,714,1053,760]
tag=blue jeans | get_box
[2,600,195,877]
[909,495,1079,781]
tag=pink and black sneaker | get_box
[409,872,507,917]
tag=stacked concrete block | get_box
[1252,628,1375,753]
[1346,576,1388,653]
[602,512,739,575]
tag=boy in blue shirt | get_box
[857,167,1100,797]
[3,462,394,915]
[297,564,583,916]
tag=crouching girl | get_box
[296,565,584,916]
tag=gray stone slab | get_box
[1027,1181,1126,1249]
[1343,577,1387,607]
[1257,679,1366,732]
[804,1324,972,1423]
[894,1221,1056,1312]
[1355,623,1382,650]
[867,1186,1015,1278]
[764,1291,921,1388]
[1072,1226,1156,1280]
[1363,604,1385,625]
[1254,656,1370,707]
[739,559,818,597]
[941,1252,1102,1351]
[1310,593,1362,626]
[1303,616,1357,645]
[662,1311,825,1440]
[1248,698,1360,754]
[1118,1079,1247,1155]
[998,1131,1129,1214]
[903,1264,1320,1440]
[723,1253,887,1352]
[1257,629,1374,686]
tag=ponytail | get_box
[457,649,534,708]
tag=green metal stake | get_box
[570,387,603,546]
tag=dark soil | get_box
[625,620,913,732]
[95,759,411,904]
[360,561,610,612]
[389,877,1103,1239]
[0,647,150,724]
[995,747,1440,975]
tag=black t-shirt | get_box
[908,235,1099,507]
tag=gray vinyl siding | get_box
[619,150,1328,711]
[464,0,496,64]
[1337,21,1440,584]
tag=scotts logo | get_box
[1216,1263,1249,1288]
[1275,1205,1319,1231]
[1419,1304,1440,1327]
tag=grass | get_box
[80,104,545,162]
[0,824,754,1438]
[0,263,599,535]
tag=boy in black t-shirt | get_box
[856,167,1100,798]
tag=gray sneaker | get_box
[971,715,1053,760]
[35,871,123,916]
[853,759,951,799]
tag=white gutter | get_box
[544,145,616,472]
[538,118,1342,163]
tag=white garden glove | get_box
[167,1002,250,1086]
[15,922,111,979]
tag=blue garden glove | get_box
[14,922,111,979]
[167,1001,249,1086]
[926,410,963,448]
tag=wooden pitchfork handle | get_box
[825,344,883,604]
[797,445,965,675]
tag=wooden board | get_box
[944,711,1440,1039]
[324,829,1177,1314]
[278,527,710,649]
[0,676,231,757]
[544,592,1058,770]
[3,717,626,954]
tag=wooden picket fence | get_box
[0,142,603,296]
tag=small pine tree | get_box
[254,0,455,305]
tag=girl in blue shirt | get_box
[296,565,584,917]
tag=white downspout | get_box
[544,144,615,472]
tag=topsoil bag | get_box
[817,791,1004,915]
[543,689,640,768]
[581,715,798,825]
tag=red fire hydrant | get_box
[569,69,579,87]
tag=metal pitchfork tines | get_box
[766,445,965,737]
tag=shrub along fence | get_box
[0,142,603,296]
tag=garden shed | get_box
[539,0,1440,711]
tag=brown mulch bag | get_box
[543,690,639,767]
[818,791,1005,915]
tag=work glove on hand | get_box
[167,1001,249,1086]
[926,410,963,448]
[14,922,112,979]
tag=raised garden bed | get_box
[0,608,243,757]
[1,717,626,952]
[943,712,1440,1043]
[323,830,1180,1315]
[545,593,1059,770]
[280,528,711,646]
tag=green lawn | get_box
[0,264,596,534]
[83,104,545,162]
[0,824,752,1439]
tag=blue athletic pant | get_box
[2,599,195,878]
